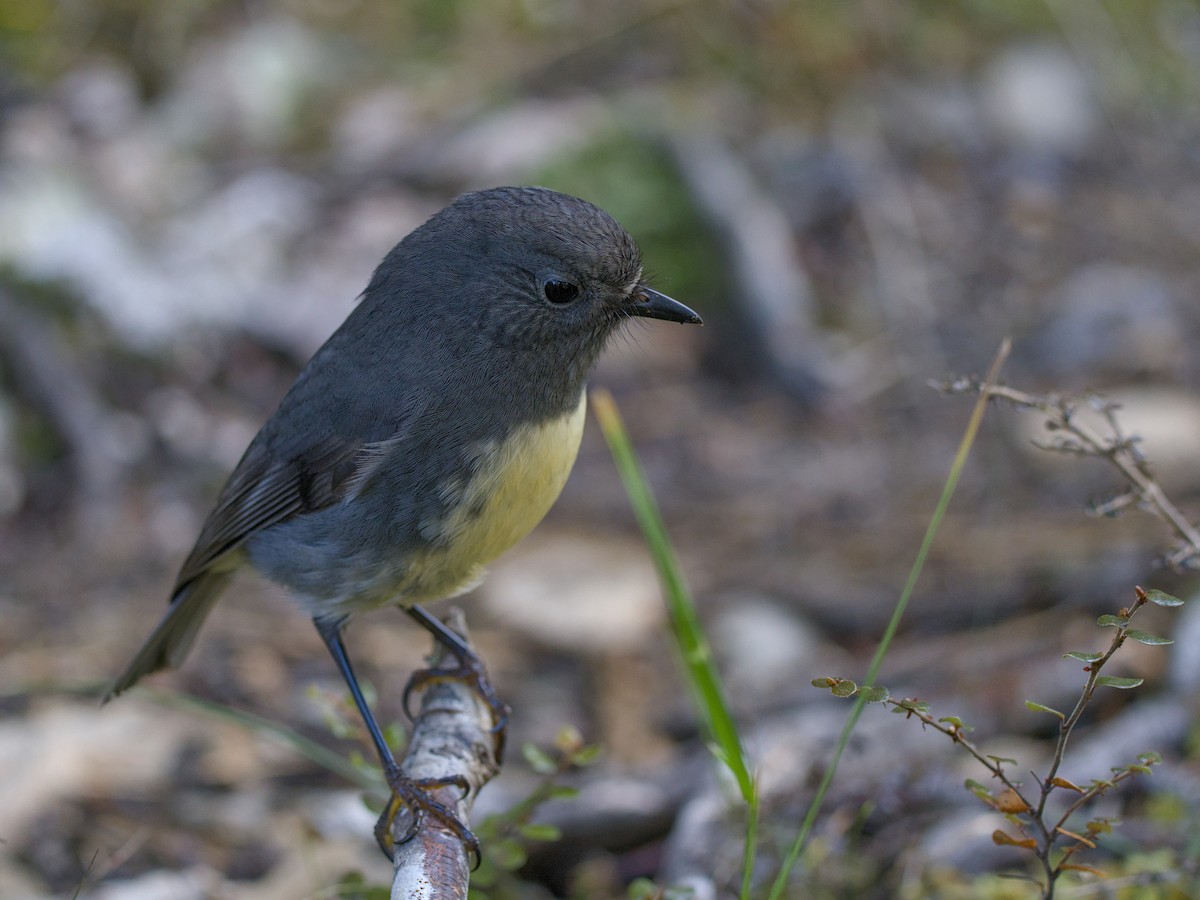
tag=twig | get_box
[389,608,501,899]
[934,379,1200,569]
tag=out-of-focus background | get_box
[2,1,1200,897]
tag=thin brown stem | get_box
[936,380,1200,567]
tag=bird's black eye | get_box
[543,278,580,305]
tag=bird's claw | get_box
[402,655,511,763]
[374,772,481,869]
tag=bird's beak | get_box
[627,287,703,325]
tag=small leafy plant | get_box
[468,727,602,898]
[814,585,1183,898]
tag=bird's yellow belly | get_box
[404,390,587,603]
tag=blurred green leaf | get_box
[830,680,858,698]
[571,743,603,767]
[382,721,407,749]
[1125,630,1172,646]
[521,742,557,775]
[1025,700,1064,719]
[518,822,561,842]
[627,878,661,899]
[1097,614,1129,628]
[333,870,391,900]
[489,837,528,872]
[1143,589,1183,607]
[1064,650,1103,662]
[858,685,889,703]
[1095,676,1143,689]
[965,778,993,800]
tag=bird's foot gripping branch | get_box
[384,608,502,888]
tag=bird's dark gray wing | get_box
[109,315,426,697]
[171,432,370,591]
[170,330,426,594]
[108,429,381,700]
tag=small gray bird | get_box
[106,185,701,856]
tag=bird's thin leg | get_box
[403,604,511,762]
[314,615,397,771]
[313,615,478,863]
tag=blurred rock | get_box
[662,702,954,892]
[874,79,988,154]
[594,650,680,768]
[660,788,741,892]
[500,657,591,752]
[0,863,44,900]
[1029,264,1183,378]
[541,772,682,844]
[91,869,221,900]
[332,87,420,175]
[75,52,216,213]
[302,789,377,841]
[755,704,949,807]
[1056,696,1190,787]
[0,702,199,837]
[982,43,1097,158]
[161,166,322,345]
[1,104,76,168]
[145,385,219,458]
[58,61,141,139]
[91,122,210,221]
[483,533,663,653]
[912,809,1025,876]
[710,594,829,699]
[669,876,718,900]
[1168,586,1200,693]
[0,162,158,340]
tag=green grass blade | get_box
[593,389,753,804]
[767,339,1011,899]
[594,390,759,898]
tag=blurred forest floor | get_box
[2,2,1200,897]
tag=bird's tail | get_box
[103,572,232,701]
